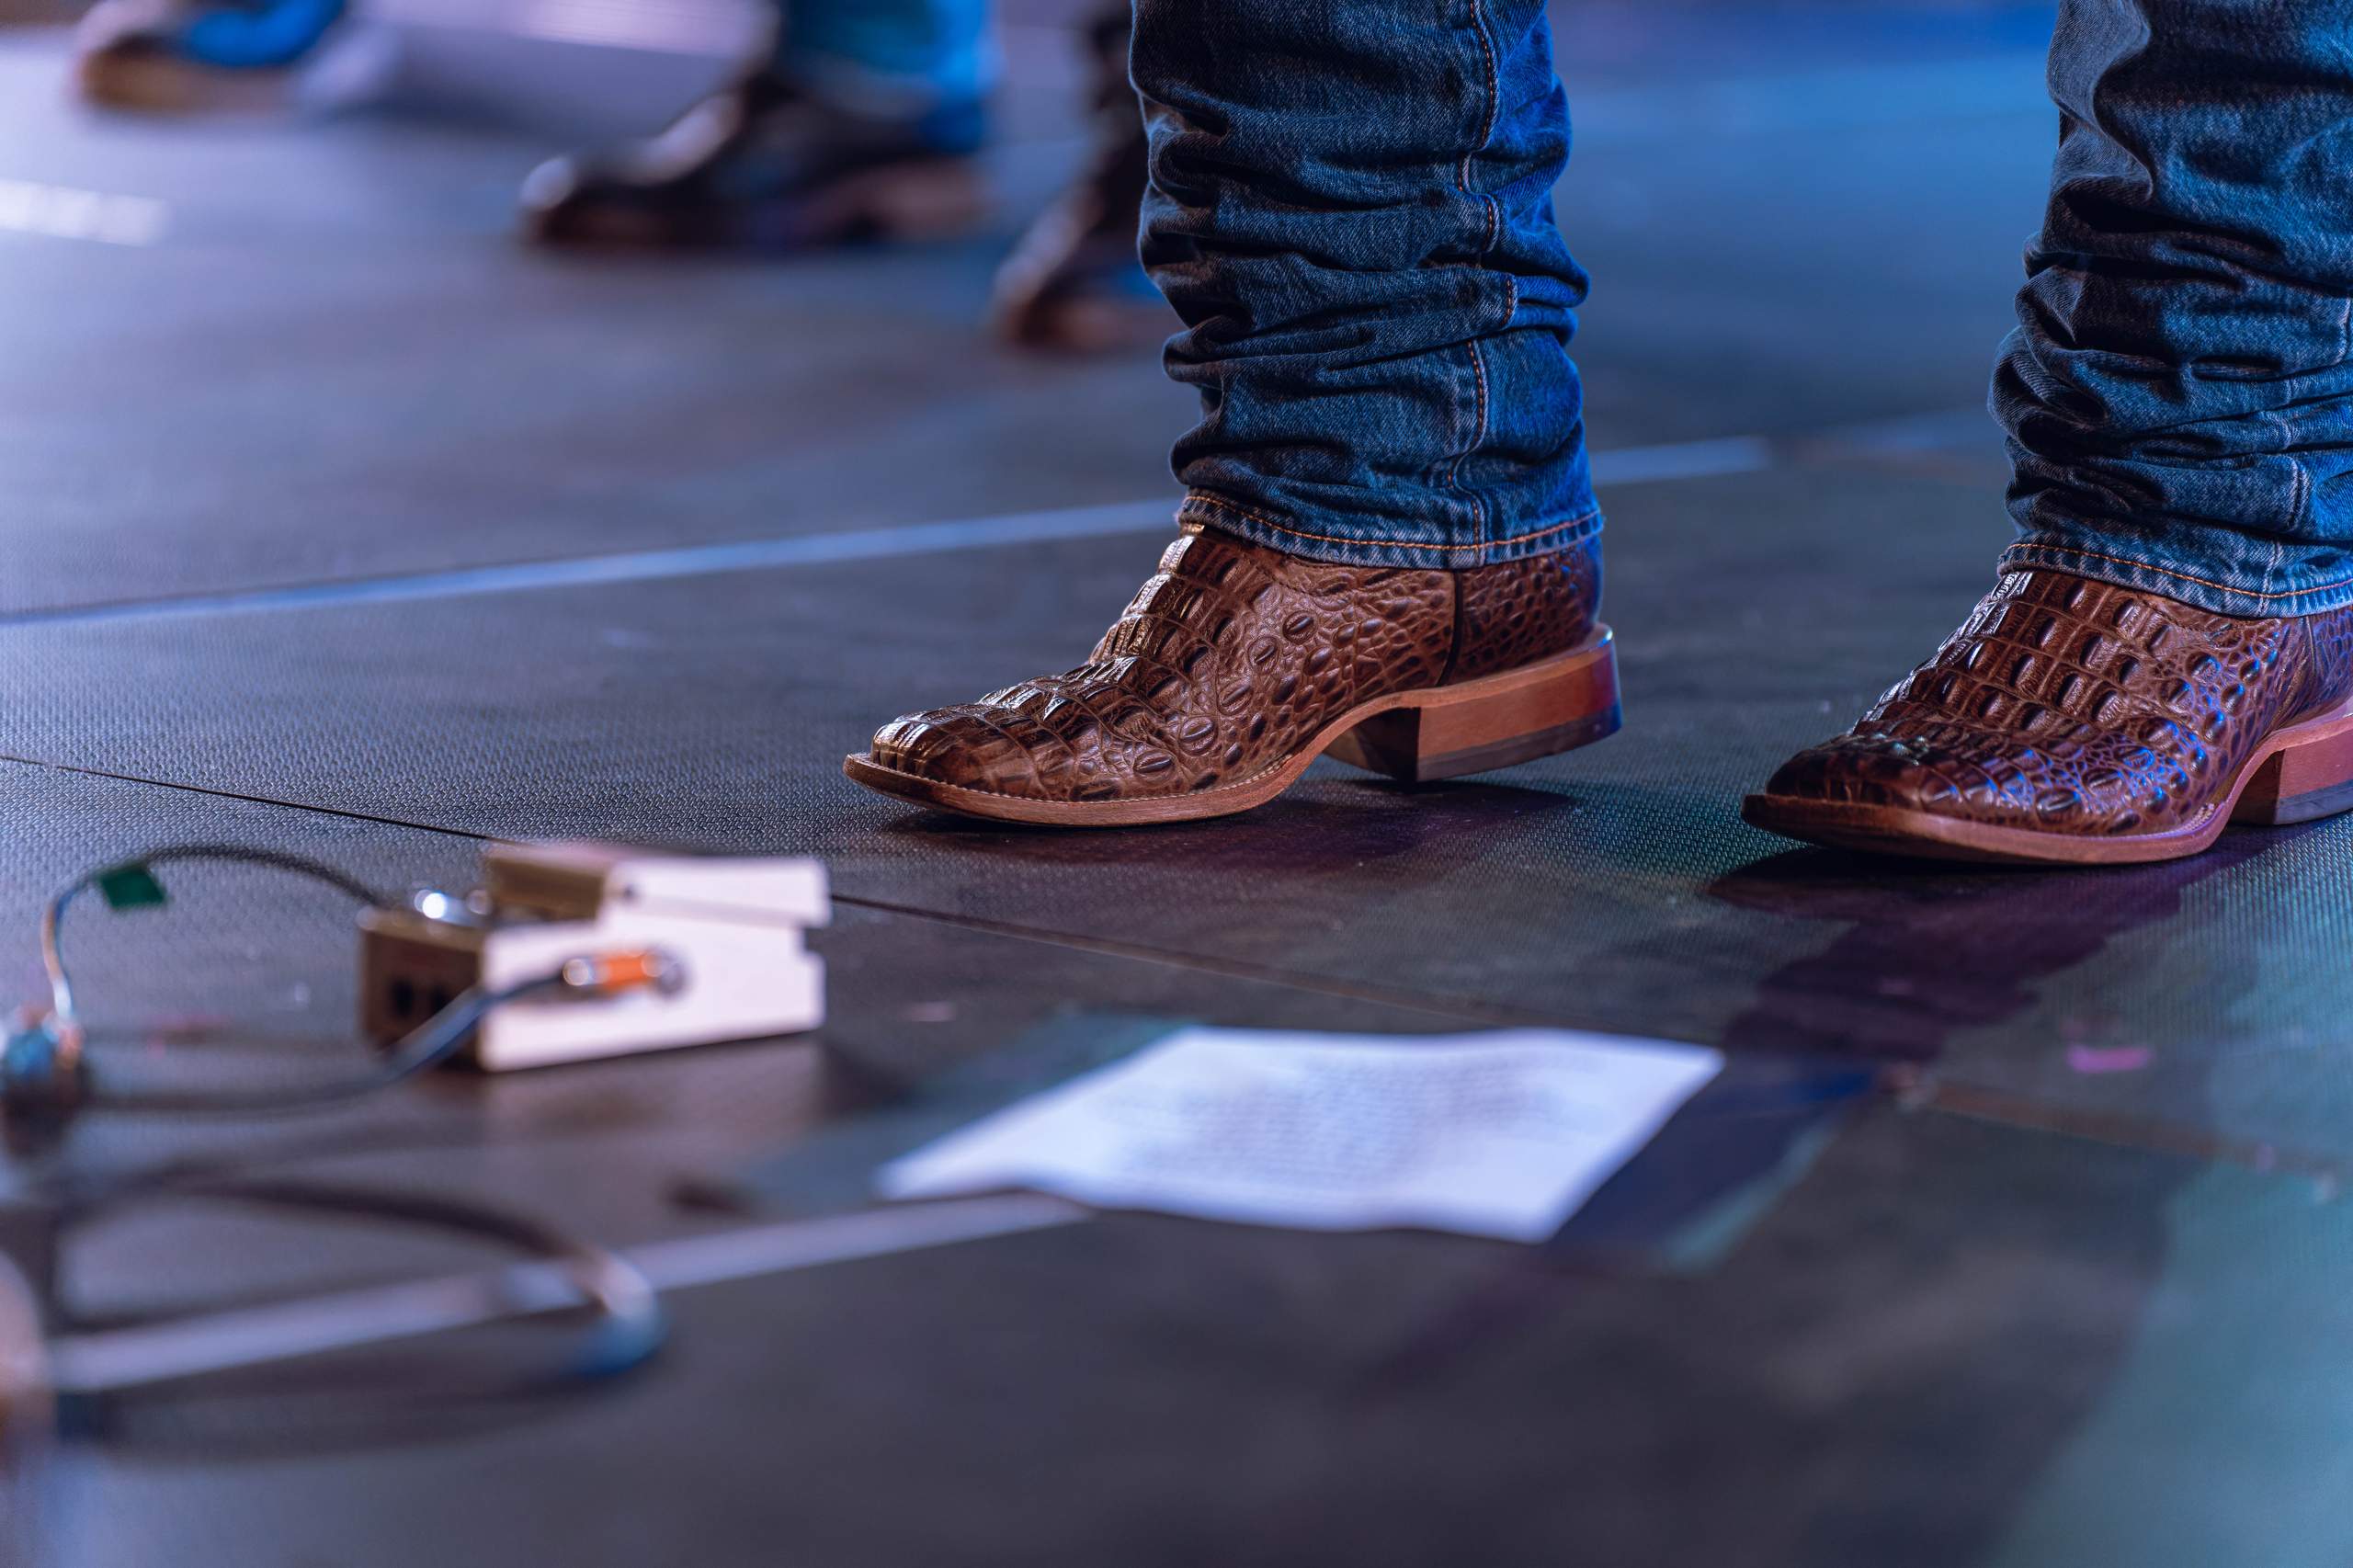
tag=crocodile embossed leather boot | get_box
[845,526,1619,824]
[1745,570,2353,864]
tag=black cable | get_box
[43,843,392,1033]
[13,845,673,1430]
[46,1171,666,1439]
[84,973,563,1115]
[28,842,594,1117]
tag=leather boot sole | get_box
[1742,694,2353,865]
[844,628,1620,825]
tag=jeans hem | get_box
[1999,542,2353,619]
[1179,492,1602,571]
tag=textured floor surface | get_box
[12,4,2353,1565]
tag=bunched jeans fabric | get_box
[1134,1,2353,618]
[1131,0,1598,570]
[1996,0,2353,618]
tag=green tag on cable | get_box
[96,863,168,912]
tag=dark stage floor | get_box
[9,5,2353,1565]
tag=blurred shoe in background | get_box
[522,0,993,250]
[520,68,992,251]
[71,0,1165,352]
[521,0,1164,353]
[75,0,346,112]
[986,5,1156,354]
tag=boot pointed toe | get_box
[1748,570,2353,863]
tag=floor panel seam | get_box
[1917,1077,2347,1187]
[0,412,1990,630]
[0,754,501,844]
[7,766,2295,1186]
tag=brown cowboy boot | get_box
[844,526,1619,825]
[1745,569,2353,864]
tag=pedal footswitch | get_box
[360,842,827,1070]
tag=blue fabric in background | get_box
[179,0,347,69]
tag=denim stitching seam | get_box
[1445,0,1506,542]
[1457,342,1492,483]
[1184,492,1601,555]
[2279,457,2308,595]
[1458,0,1502,215]
[2261,406,2297,600]
[2001,543,2353,604]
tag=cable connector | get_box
[0,1013,84,1158]
[362,846,824,1071]
[556,949,687,1000]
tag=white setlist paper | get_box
[877,1027,1724,1243]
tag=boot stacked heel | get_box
[2232,701,2353,825]
[1326,632,1621,784]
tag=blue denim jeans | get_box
[1135,1,2353,615]
[1131,0,1597,570]
[1995,0,2353,618]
